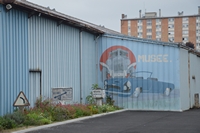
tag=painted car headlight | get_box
[124,81,131,91]
[104,81,108,86]
[104,81,108,89]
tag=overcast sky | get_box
[28,0,199,32]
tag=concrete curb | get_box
[12,109,127,133]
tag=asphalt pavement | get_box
[14,109,200,133]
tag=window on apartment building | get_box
[197,23,200,27]
[197,36,200,41]
[168,31,174,35]
[147,35,152,39]
[147,29,152,32]
[183,24,188,28]
[128,20,131,26]
[196,17,200,21]
[156,25,161,29]
[147,23,152,26]
[197,44,200,52]
[168,24,174,28]
[156,19,160,23]
[128,26,131,34]
[156,31,161,36]
[182,30,188,35]
[168,18,174,22]
[138,32,142,36]
[138,26,142,30]
[169,37,174,42]
[147,19,152,27]
[183,17,188,21]
[183,37,188,41]
[156,38,161,41]
[138,20,142,23]
[147,19,152,23]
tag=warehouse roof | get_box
[0,0,122,35]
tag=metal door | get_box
[29,71,41,107]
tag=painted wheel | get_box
[164,88,171,96]
[133,87,141,98]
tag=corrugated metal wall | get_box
[189,53,200,108]
[0,5,29,116]
[179,49,190,110]
[98,34,181,111]
[179,49,200,110]
[81,32,97,103]
[28,15,97,105]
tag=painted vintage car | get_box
[100,48,175,98]
[104,71,175,97]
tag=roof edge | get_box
[1,0,104,34]
[121,14,200,21]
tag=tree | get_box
[186,42,194,49]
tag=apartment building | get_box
[121,7,200,51]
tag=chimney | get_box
[122,14,127,19]
[122,14,125,19]
[139,10,142,18]
[199,6,200,15]
[178,11,183,16]
[159,9,161,17]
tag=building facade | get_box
[121,7,200,51]
[0,0,200,115]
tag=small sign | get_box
[92,89,105,98]
[13,91,30,107]
[52,88,73,101]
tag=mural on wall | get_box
[99,46,176,102]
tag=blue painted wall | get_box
[28,15,97,105]
[0,5,29,116]
[98,34,181,111]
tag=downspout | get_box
[188,52,191,108]
[79,29,83,104]
[95,35,100,83]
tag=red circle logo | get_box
[99,46,136,71]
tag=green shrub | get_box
[24,112,51,126]
[88,105,99,114]
[98,104,108,113]
[0,115,17,129]
[106,95,115,105]
[64,105,76,119]
[35,97,52,109]
[0,94,121,131]
[0,125,3,131]
[0,116,4,131]
[9,111,26,125]
[86,84,99,104]
[51,105,68,121]
[86,92,95,104]
[73,104,91,117]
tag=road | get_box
[27,109,200,133]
